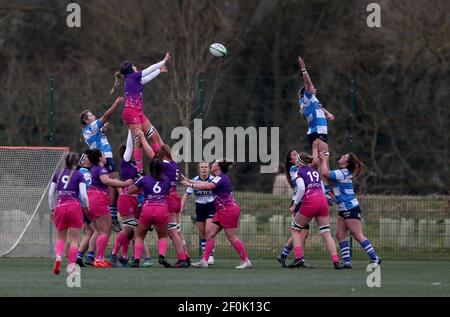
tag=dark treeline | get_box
[0,0,448,194]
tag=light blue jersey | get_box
[289,165,298,201]
[82,119,113,158]
[79,167,91,188]
[328,168,359,211]
[78,167,91,207]
[186,175,215,204]
[299,91,327,135]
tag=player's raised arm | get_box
[100,96,124,124]
[141,52,171,77]
[141,64,168,85]
[180,174,216,190]
[298,56,314,94]
[318,151,331,178]
[133,129,155,159]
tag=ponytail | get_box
[347,152,364,178]
[110,72,123,95]
[149,157,163,180]
[57,152,79,188]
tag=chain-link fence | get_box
[1,75,449,260]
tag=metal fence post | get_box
[349,79,355,257]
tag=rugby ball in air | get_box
[209,43,227,57]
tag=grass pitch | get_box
[0,258,448,297]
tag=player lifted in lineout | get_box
[297,56,335,205]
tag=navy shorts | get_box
[105,158,117,173]
[307,133,328,146]
[195,202,216,222]
[289,200,310,230]
[338,206,362,220]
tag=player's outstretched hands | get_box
[298,56,306,70]
[180,174,191,187]
[160,65,168,73]
[124,179,134,187]
[318,151,329,161]
[116,96,125,104]
[133,129,145,139]
[164,52,172,63]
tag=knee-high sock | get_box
[134,148,143,172]
[122,238,130,259]
[331,254,339,263]
[360,239,378,261]
[68,246,78,264]
[231,239,249,261]
[55,239,65,259]
[158,238,168,257]
[95,234,109,260]
[200,238,206,254]
[293,246,303,259]
[202,240,215,261]
[177,250,186,261]
[113,232,127,255]
[109,205,118,221]
[339,240,351,263]
[134,241,144,260]
[280,245,293,259]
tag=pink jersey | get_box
[124,71,144,110]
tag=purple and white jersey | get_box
[89,165,110,193]
[124,71,144,110]
[211,173,237,210]
[135,175,171,206]
[51,169,85,205]
[296,166,324,197]
[162,160,179,194]
[120,160,138,195]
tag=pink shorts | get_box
[54,202,83,231]
[139,205,169,228]
[299,194,329,218]
[212,204,240,229]
[117,194,138,218]
[166,193,181,214]
[122,107,149,125]
[88,190,110,220]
